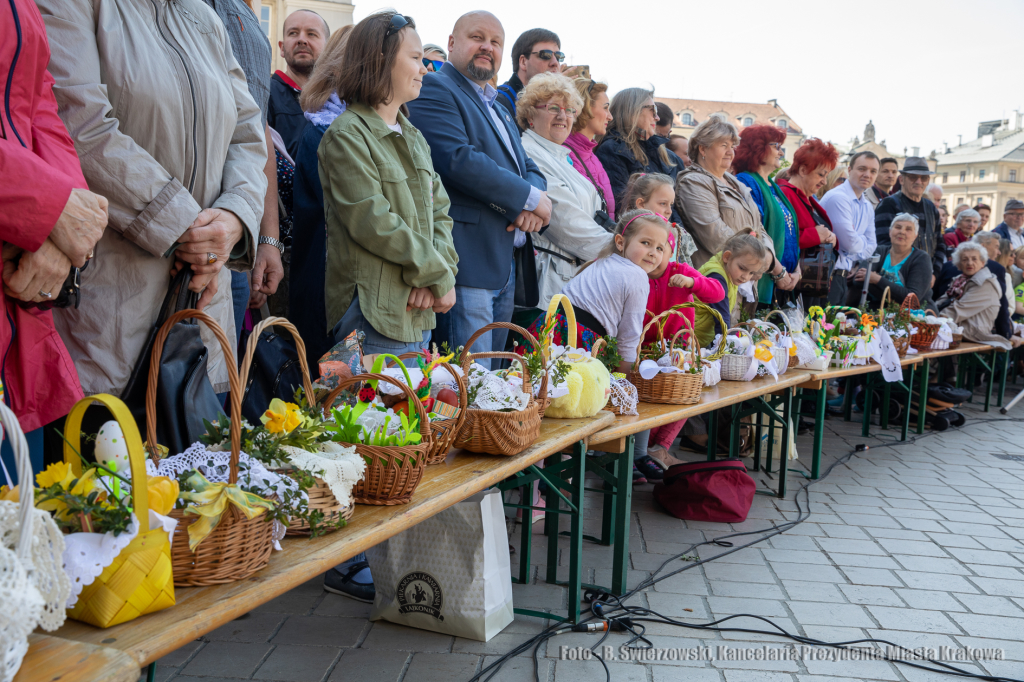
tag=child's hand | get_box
[669,274,694,289]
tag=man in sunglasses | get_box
[495,28,563,129]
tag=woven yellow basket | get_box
[64,394,175,628]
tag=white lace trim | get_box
[1,542,45,682]
[0,501,69,632]
[278,442,365,505]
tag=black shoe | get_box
[324,561,375,603]
[635,455,665,481]
[632,464,647,485]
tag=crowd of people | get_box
[4,0,1024,602]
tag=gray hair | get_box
[955,208,981,227]
[688,117,739,168]
[422,43,447,59]
[973,231,1000,247]
[952,241,989,268]
[890,212,919,232]
[926,182,943,197]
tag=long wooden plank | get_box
[914,341,994,360]
[793,355,922,385]
[15,634,140,682]
[47,412,614,667]
[590,371,810,447]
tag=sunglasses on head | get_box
[529,49,565,63]
[422,58,444,71]
[384,13,409,40]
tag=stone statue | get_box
[864,120,875,142]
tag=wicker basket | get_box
[878,287,910,358]
[591,339,636,415]
[147,310,275,587]
[745,318,788,375]
[453,333,545,455]
[464,321,550,418]
[239,317,351,536]
[763,310,799,369]
[321,374,432,505]
[950,333,963,349]
[900,293,940,350]
[629,309,704,404]
[382,354,468,465]
[720,328,756,381]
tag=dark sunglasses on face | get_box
[422,58,444,71]
[530,49,565,63]
[384,13,409,40]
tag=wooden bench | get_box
[911,342,995,432]
[14,634,140,682]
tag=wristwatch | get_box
[770,268,787,283]
[258,235,284,255]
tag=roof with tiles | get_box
[654,97,803,134]
[935,128,1024,166]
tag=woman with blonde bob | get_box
[518,73,612,311]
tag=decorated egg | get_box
[94,420,131,473]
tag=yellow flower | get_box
[261,398,302,434]
[146,475,180,516]
[0,484,18,502]
[36,468,107,521]
[36,461,74,489]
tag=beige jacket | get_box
[939,268,1011,350]
[674,162,773,269]
[38,0,266,394]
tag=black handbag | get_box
[239,310,309,424]
[120,269,225,454]
[513,232,540,308]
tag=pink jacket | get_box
[0,0,86,430]
[644,262,725,348]
[563,132,616,220]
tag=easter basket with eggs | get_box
[630,309,706,404]
[0,399,71,676]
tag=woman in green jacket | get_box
[317,11,458,604]
[319,11,458,359]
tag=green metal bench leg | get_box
[566,440,586,623]
[916,357,929,434]
[729,402,740,459]
[518,480,533,585]
[998,352,1008,407]
[706,409,718,461]
[843,377,853,422]
[544,455,560,587]
[983,354,993,412]
[146,663,156,682]
[811,382,826,479]
[610,435,634,596]
[753,406,764,473]
[901,364,914,441]
[599,458,615,548]
[881,377,892,430]
[861,373,874,437]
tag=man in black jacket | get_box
[495,28,562,128]
[268,9,329,158]
[875,157,945,269]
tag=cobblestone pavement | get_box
[144,388,1024,682]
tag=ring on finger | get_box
[207,252,218,265]
[39,290,53,299]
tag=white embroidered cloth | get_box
[466,363,532,411]
[278,442,365,505]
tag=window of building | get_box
[979,169,986,180]
[260,4,272,41]
[743,117,753,127]
[960,170,966,182]
[777,119,787,129]
[942,172,948,183]
[1011,170,1018,182]
[681,113,693,126]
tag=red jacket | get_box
[778,178,833,250]
[943,228,970,250]
[644,262,724,348]
[0,0,86,430]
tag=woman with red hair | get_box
[778,139,839,251]
[733,125,800,302]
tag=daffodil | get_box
[261,398,302,434]
[36,461,75,489]
[36,468,107,521]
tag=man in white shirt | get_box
[819,151,880,305]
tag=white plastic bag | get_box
[367,489,513,641]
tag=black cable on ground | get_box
[470,414,1024,682]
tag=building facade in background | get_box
[655,97,805,162]
[839,121,937,172]
[934,116,1024,217]
[259,0,354,72]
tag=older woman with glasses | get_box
[519,73,610,309]
[732,125,801,301]
[675,117,780,278]
[937,242,1017,349]
[595,88,682,220]
[943,208,981,250]
[564,79,615,220]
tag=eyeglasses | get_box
[768,142,782,149]
[529,49,565,63]
[384,13,409,40]
[422,58,444,72]
[535,104,577,117]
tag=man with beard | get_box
[407,11,551,364]
[268,9,329,158]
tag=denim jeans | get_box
[432,264,515,369]
[332,294,430,362]
[230,270,250,349]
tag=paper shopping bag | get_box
[366,489,513,641]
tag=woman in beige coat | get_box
[674,118,784,289]
[937,242,1014,350]
[37,0,267,396]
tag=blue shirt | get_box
[819,181,876,271]
[881,248,912,287]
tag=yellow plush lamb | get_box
[542,296,612,419]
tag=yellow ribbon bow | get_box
[179,472,276,551]
[753,340,775,363]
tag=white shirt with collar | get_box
[819,181,877,271]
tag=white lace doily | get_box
[0,501,69,630]
[466,363,531,411]
[1,541,44,682]
[375,365,463,397]
[702,359,722,387]
[608,376,638,415]
[278,443,365,505]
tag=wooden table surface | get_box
[914,341,994,360]
[46,412,614,668]
[590,371,811,448]
[14,634,140,682]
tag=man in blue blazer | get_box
[407,11,550,364]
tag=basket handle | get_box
[64,394,151,534]
[632,308,691,372]
[544,294,577,350]
[382,353,469,415]
[744,318,782,343]
[724,326,754,353]
[0,401,35,559]
[763,309,791,334]
[239,316,314,404]
[901,291,920,313]
[322,373,432,446]
[145,309,242,484]
[460,322,547,405]
[878,286,891,319]
[462,351,545,406]
[666,302,728,360]
[461,321,541,363]
[667,313,701,361]
[589,338,606,358]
